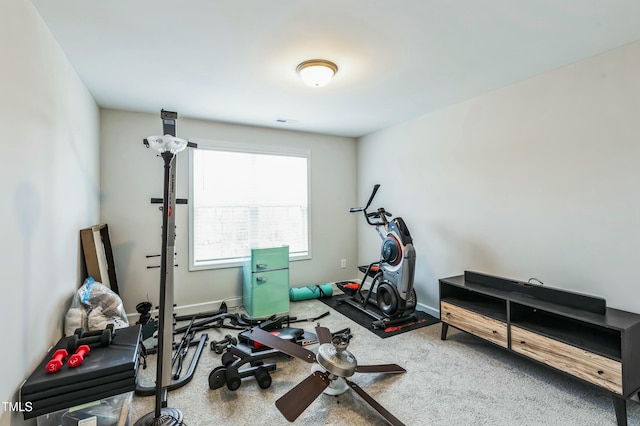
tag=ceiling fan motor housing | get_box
[317,343,357,377]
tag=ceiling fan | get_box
[250,325,407,425]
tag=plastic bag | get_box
[64,277,129,336]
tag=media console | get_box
[439,271,640,426]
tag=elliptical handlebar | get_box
[364,184,381,210]
[350,184,391,226]
[349,184,380,212]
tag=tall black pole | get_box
[135,149,183,425]
[154,150,174,418]
[135,110,188,426]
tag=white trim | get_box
[190,138,310,158]
[416,301,440,319]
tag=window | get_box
[189,141,310,270]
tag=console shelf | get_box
[440,271,640,426]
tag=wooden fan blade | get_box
[346,379,405,426]
[355,363,406,374]
[250,327,317,363]
[315,325,332,345]
[275,371,330,422]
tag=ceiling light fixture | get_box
[296,59,338,87]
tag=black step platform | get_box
[22,325,141,419]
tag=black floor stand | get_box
[135,407,184,426]
[135,110,195,426]
[135,151,183,426]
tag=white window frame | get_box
[188,139,312,271]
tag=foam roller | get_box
[289,284,333,301]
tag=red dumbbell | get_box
[68,345,90,368]
[45,349,68,373]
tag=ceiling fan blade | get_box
[250,327,317,363]
[355,363,406,374]
[315,325,332,345]
[345,379,405,426]
[275,371,330,422]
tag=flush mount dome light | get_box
[296,59,338,87]
[146,135,187,154]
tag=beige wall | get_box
[358,40,640,316]
[0,0,100,424]
[100,109,358,317]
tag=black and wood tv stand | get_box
[439,271,640,426]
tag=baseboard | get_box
[416,301,439,319]
[126,297,243,324]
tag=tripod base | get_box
[134,407,184,426]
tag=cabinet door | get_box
[249,269,289,317]
[440,301,508,348]
[511,326,622,394]
[251,246,289,271]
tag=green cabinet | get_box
[243,246,290,317]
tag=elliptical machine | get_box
[344,184,418,328]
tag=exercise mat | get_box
[289,283,333,301]
[21,325,141,419]
[319,293,439,338]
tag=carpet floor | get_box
[131,298,640,426]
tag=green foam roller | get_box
[289,283,333,301]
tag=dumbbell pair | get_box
[64,327,113,368]
[67,327,113,352]
[45,326,113,373]
[210,334,238,354]
[45,345,91,373]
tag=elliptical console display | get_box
[347,184,417,327]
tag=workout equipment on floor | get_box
[235,313,327,350]
[171,303,330,335]
[238,326,305,351]
[208,343,279,391]
[207,316,328,393]
[345,184,418,328]
[250,325,406,425]
[170,315,206,381]
[172,302,260,335]
[134,331,208,397]
[135,301,157,341]
[136,301,153,324]
[134,110,199,426]
[289,283,333,301]
[210,334,238,354]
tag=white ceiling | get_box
[31,0,640,138]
